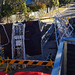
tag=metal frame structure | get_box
[54,16,74,48]
[51,37,75,75]
[0,23,10,47]
[0,23,10,57]
[38,19,45,32]
[38,19,55,59]
[41,23,54,48]
[12,23,26,60]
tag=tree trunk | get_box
[47,7,48,13]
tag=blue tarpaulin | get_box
[26,0,32,4]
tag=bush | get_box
[28,3,46,12]
[41,3,46,9]
[0,3,16,18]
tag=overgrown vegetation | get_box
[34,0,59,8]
[28,3,46,12]
[34,0,73,8]
[0,0,74,22]
[59,0,74,5]
[0,0,28,20]
[0,3,16,17]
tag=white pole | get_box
[23,24,26,60]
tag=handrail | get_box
[51,39,64,75]
[54,23,59,48]
[0,23,10,47]
[42,24,53,40]
[51,37,75,75]
[54,16,74,41]
[41,23,54,48]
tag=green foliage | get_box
[27,7,31,12]
[41,3,46,9]
[28,5,38,12]
[14,0,28,19]
[70,0,74,2]
[55,0,59,6]
[28,3,46,12]
[46,0,59,8]
[64,0,69,3]
[59,0,74,5]
[51,0,55,7]
[37,0,73,7]
[0,0,29,20]
[21,0,28,18]
[0,3,16,17]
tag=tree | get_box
[64,0,69,3]
[59,0,74,5]
[15,0,28,19]
[21,0,28,18]
[50,0,55,7]
[55,0,59,6]
[0,3,16,22]
[0,3,16,17]
[0,0,28,20]
[70,0,74,2]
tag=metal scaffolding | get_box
[12,23,26,60]
[54,16,74,48]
